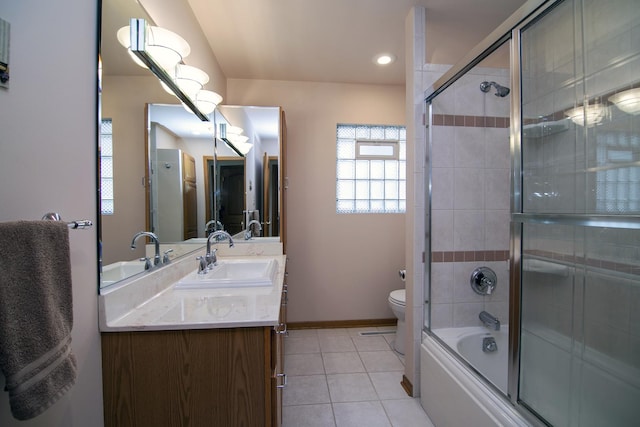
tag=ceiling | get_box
[187,0,527,85]
[102,0,528,138]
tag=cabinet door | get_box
[102,328,267,427]
[271,285,287,426]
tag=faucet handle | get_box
[205,248,218,267]
[196,256,208,274]
[163,249,174,264]
[139,257,153,270]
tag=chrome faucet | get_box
[479,311,500,331]
[205,230,234,268]
[244,220,262,240]
[204,220,224,235]
[130,231,161,269]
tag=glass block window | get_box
[594,129,640,214]
[336,124,406,213]
[100,119,114,215]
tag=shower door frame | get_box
[423,0,564,425]
[426,0,640,424]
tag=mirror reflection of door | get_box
[262,153,279,237]
[182,152,198,239]
[204,156,245,236]
[152,148,198,241]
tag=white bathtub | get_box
[437,326,508,393]
[421,328,531,427]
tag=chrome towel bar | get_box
[42,212,93,229]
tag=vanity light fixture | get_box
[120,19,241,156]
[161,64,209,99]
[565,103,607,127]
[116,23,190,71]
[192,90,223,114]
[181,89,223,115]
[374,53,396,65]
[227,133,249,144]
[226,125,244,135]
[231,140,253,155]
[608,88,640,115]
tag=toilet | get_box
[388,289,406,355]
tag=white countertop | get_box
[99,243,286,332]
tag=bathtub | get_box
[437,326,508,393]
[420,327,531,427]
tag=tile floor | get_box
[282,327,435,427]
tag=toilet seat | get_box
[389,289,405,306]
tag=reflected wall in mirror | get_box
[99,0,284,290]
[147,104,281,243]
[215,105,281,239]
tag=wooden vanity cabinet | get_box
[101,289,287,426]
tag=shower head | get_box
[480,81,510,97]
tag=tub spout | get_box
[479,311,500,331]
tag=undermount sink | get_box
[175,258,278,289]
[101,260,146,286]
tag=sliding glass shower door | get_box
[517,0,640,425]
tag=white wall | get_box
[0,1,104,426]
[228,79,406,323]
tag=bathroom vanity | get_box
[99,244,287,427]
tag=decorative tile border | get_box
[431,250,509,263]
[432,114,510,128]
[431,249,640,276]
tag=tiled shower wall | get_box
[429,66,511,329]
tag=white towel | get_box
[0,220,76,420]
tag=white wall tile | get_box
[430,262,454,303]
[432,168,454,210]
[454,127,485,168]
[453,210,485,251]
[454,302,485,327]
[454,168,485,210]
[431,127,455,167]
[484,169,510,210]
[431,210,454,251]
[430,303,453,329]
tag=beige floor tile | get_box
[352,335,391,352]
[287,353,325,376]
[283,375,330,406]
[333,401,392,427]
[285,336,321,354]
[319,335,357,353]
[283,403,336,427]
[280,327,431,427]
[359,350,404,372]
[369,371,411,400]
[327,373,377,403]
[382,398,435,427]
[322,352,365,374]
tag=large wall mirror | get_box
[99,0,284,290]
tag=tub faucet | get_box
[244,220,262,240]
[130,231,161,269]
[479,310,500,331]
[205,230,234,268]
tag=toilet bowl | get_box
[388,289,406,355]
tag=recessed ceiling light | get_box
[374,53,396,66]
